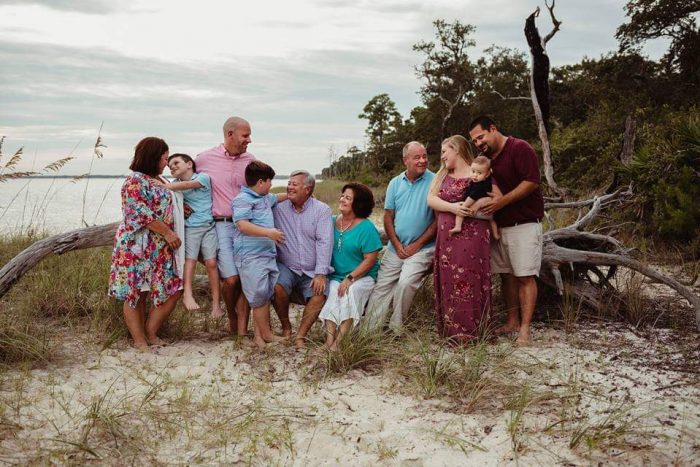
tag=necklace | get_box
[336,216,355,251]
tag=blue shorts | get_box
[214,221,238,278]
[276,262,329,302]
[236,255,279,308]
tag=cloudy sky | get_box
[0,0,667,176]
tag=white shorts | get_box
[490,222,543,277]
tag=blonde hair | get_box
[429,135,477,195]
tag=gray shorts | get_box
[214,221,238,278]
[184,223,218,261]
[236,255,279,308]
[276,262,329,302]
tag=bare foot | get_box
[210,305,224,319]
[132,341,152,352]
[515,328,531,346]
[183,294,201,311]
[239,336,256,348]
[281,328,293,338]
[146,335,167,346]
[267,334,288,343]
[328,342,339,352]
[253,335,266,350]
[448,228,460,236]
[495,324,520,335]
[294,337,306,350]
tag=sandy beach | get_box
[1,309,698,465]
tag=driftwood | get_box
[541,189,700,328]
[1,199,699,329]
[0,222,118,298]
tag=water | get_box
[0,177,291,234]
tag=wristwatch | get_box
[345,274,354,282]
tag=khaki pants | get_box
[365,246,434,332]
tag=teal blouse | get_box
[330,216,383,282]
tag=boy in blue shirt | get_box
[164,153,222,320]
[232,161,288,348]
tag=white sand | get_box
[1,319,699,465]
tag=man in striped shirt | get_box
[272,170,334,349]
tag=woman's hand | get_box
[450,202,471,217]
[164,230,182,250]
[337,278,352,297]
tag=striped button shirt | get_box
[273,197,333,278]
[232,186,279,259]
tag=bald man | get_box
[196,116,254,335]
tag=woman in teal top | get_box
[319,183,383,351]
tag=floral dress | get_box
[109,172,182,308]
[434,175,492,344]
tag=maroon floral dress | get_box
[434,175,492,343]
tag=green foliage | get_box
[624,113,700,247]
[616,0,699,86]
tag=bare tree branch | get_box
[491,90,531,101]
[543,0,562,44]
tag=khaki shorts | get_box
[490,222,543,277]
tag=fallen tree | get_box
[1,203,699,329]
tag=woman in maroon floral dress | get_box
[427,135,492,344]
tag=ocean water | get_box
[0,177,290,235]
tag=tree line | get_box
[321,0,699,251]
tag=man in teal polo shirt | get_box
[366,141,437,332]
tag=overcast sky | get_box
[0,0,668,176]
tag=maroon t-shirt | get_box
[490,137,545,228]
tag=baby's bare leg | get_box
[449,199,475,235]
[469,196,490,214]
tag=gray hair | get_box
[223,116,249,135]
[402,141,425,158]
[289,170,316,194]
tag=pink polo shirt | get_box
[195,144,255,217]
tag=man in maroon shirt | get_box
[468,116,544,345]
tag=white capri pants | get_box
[319,276,376,326]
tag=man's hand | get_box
[267,228,285,244]
[393,241,409,259]
[481,191,507,215]
[403,242,421,258]
[310,275,327,296]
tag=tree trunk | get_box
[0,222,118,298]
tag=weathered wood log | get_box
[524,1,565,199]
[1,206,699,329]
[0,222,118,298]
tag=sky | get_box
[0,0,669,176]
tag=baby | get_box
[449,155,500,239]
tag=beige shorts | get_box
[490,222,543,277]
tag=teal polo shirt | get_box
[384,170,435,252]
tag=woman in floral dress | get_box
[109,137,183,350]
[427,135,492,344]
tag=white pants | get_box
[365,246,434,332]
[319,277,375,326]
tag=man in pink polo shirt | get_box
[196,116,254,335]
